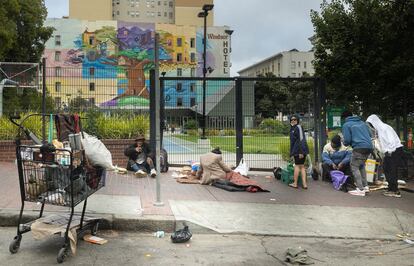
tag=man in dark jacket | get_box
[124,135,156,178]
[341,111,373,196]
[322,135,352,182]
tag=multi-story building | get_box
[237,49,315,78]
[69,0,214,26]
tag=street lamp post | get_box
[198,4,214,139]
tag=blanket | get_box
[213,171,269,192]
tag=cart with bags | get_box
[8,114,105,263]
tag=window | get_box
[176,83,182,92]
[169,1,173,7]
[177,97,183,107]
[55,51,61,62]
[176,53,182,62]
[190,97,196,107]
[89,67,95,76]
[177,38,182,47]
[177,68,182,76]
[190,38,195,48]
[158,12,161,16]
[55,67,61,77]
[89,82,95,91]
[190,68,196,77]
[278,62,281,72]
[55,82,61,92]
[158,1,161,5]
[55,97,61,107]
[55,35,61,46]
[89,36,95,45]
[298,61,301,68]
[169,12,173,19]
[272,64,274,73]
[146,0,150,7]
[291,61,296,69]
[164,0,167,5]
[190,83,196,92]
[151,11,155,17]
[304,61,307,68]
[146,11,150,17]
[190,53,196,63]
[292,73,296,77]
[164,12,167,17]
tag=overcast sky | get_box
[44,0,322,76]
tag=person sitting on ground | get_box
[124,134,157,178]
[322,135,352,182]
[196,147,232,185]
[367,114,404,198]
[341,110,373,196]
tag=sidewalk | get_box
[1,162,414,240]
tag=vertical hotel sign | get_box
[204,27,231,77]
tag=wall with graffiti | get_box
[44,18,231,110]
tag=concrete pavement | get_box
[1,162,414,241]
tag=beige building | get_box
[238,49,315,78]
[69,0,214,25]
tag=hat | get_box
[211,147,222,154]
[331,135,341,148]
[135,134,145,141]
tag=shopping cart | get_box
[8,114,105,263]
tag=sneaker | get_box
[363,186,370,193]
[383,191,401,198]
[150,169,157,178]
[348,188,365,196]
[134,170,147,178]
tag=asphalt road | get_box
[1,227,413,265]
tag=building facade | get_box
[237,49,315,78]
[69,0,214,26]
[43,18,230,111]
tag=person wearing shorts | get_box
[289,114,309,189]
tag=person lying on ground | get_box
[196,147,232,185]
[124,134,157,178]
[367,114,404,198]
[322,135,352,182]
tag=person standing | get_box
[288,115,309,189]
[341,111,373,196]
[367,114,404,198]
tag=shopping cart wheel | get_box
[57,247,69,263]
[91,222,99,236]
[9,235,22,254]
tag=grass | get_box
[175,135,290,154]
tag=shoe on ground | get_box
[135,170,147,178]
[348,188,365,196]
[363,186,370,193]
[383,191,401,198]
[150,169,157,178]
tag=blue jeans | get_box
[131,162,148,173]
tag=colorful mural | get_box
[44,19,231,109]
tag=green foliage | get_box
[311,0,414,117]
[0,0,53,62]
[184,119,198,129]
[259,118,290,134]
[94,113,149,139]
[3,88,55,116]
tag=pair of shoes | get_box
[134,170,147,178]
[363,186,370,193]
[383,191,401,198]
[348,188,365,196]
[288,183,298,189]
[150,169,157,178]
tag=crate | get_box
[281,163,302,186]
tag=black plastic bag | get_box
[273,167,282,180]
[171,226,192,243]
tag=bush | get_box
[278,139,315,163]
[259,118,289,134]
[184,120,198,130]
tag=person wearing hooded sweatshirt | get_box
[288,114,309,189]
[367,114,404,198]
[341,111,373,196]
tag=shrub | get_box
[184,120,198,130]
[259,118,289,134]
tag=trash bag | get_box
[171,226,192,243]
[234,158,249,176]
[273,167,282,180]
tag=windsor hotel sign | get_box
[208,33,230,75]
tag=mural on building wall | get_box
[44,19,230,110]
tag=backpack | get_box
[160,148,169,173]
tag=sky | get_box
[44,0,322,76]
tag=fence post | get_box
[318,79,327,157]
[42,58,47,143]
[235,78,243,165]
[150,69,156,152]
[160,77,165,148]
[403,89,408,146]
[313,78,319,163]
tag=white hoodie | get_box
[366,114,403,154]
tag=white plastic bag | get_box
[234,158,249,176]
[81,132,114,170]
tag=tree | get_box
[310,0,414,117]
[0,0,53,62]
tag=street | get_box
[1,227,413,266]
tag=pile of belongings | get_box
[212,171,269,193]
[174,166,200,184]
[285,247,314,265]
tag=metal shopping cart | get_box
[8,114,105,263]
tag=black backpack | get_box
[160,148,169,173]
